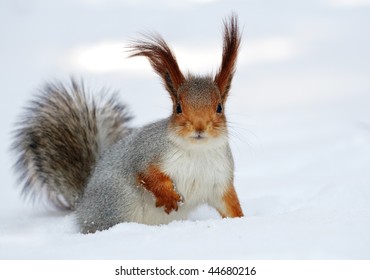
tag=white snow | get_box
[1,0,370,259]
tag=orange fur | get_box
[218,184,244,218]
[137,165,182,214]
[169,88,226,140]
[128,34,185,102]
[214,14,241,100]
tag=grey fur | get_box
[11,79,132,210]
[179,75,221,108]
[76,115,234,233]
[76,120,170,233]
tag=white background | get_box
[0,0,370,259]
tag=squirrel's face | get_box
[169,76,228,148]
[128,14,240,150]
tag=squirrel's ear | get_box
[214,14,241,101]
[128,34,185,102]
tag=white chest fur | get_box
[161,143,233,206]
[129,140,234,225]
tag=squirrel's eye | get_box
[176,103,182,114]
[216,103,223,113]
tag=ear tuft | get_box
[128,34,185,101]
[214,14,241,100]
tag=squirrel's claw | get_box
[155,191,183,214]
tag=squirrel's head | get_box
[128,14,241,149]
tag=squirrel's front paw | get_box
[155,191,183,214]
[137,166,184,214]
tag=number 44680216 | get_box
[208,267,256,276]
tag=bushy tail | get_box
[11,79,132,210]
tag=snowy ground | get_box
[1,0,370,259]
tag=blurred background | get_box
[1,0,370,217]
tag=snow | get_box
[1,0,370,259]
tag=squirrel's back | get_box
[11,79,132,209]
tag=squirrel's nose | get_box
[193,122,206,138]
[195,131,203,138]
[194,123,205,133]
[194,130,206,139]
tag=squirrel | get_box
[12,14,244,233]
